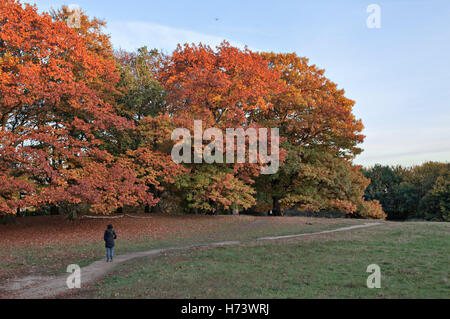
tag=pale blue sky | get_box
[26,0,450,167]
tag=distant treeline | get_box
[363,162,449,221]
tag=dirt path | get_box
[1,222,382,299]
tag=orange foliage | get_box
[0,0,161,214]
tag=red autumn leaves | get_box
[0,1,166,214]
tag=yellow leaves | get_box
[359,200,386,219]
[212,95,222,103]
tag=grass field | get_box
[65,221,449,299]
[1,215,449,299]
[0,214,361,282]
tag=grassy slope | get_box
[67,222,450,299]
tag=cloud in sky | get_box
[106,20,249,54]
[355,124,450,167]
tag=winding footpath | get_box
[2,222,382,299]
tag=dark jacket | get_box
[104,230,117,248]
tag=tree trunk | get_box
[68,210,78,221]
[272,196,282,216]
[151,204,161,213]
[16,207,24,217]
[145,185,160,214]
[232,202,239,215]
[50,204,59,215]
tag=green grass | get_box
[69,222,450,299]
[0,216,361,280]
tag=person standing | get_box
[104,224,117,262]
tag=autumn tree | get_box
[158,42,283,212]
[0,1,165,216]
[253,52,383,218]
[110,47,185,213]
[1,1,390,219]
[115,47,166,120]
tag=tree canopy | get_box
[0,0,403,220]
[363,162,449,221]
